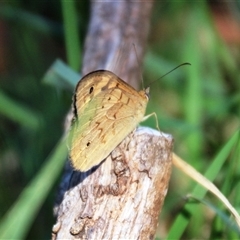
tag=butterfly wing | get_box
[70,70,148,171]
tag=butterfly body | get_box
[70,70,149,171]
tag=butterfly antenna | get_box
[132,43,145,90]
[148,62,191,87]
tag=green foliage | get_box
[0,1,239,239]
[0,139,67,239]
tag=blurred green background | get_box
[0,1,239,239]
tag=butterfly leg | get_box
[141,112,160,132]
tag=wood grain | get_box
[53,128,172,239]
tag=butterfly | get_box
[69,70,149,171]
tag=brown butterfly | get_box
[69,70,149,171]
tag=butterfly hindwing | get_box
[70,70,149,171]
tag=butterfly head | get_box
[145,87,150,100]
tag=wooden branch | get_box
[53,128,172,239]
[52,1,173,239]
[81,1,153,89]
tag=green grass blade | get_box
[0,90,40,130]
[192,197,240,235]
[61,0,81,71]
[43,59,80,90]
[167,129,240,239]
[0,5,63,37]
[0,138,68,239]
[182,15,203,165]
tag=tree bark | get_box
[52,1,173,239]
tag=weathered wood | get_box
[81,1,153,89]
[53,128,172,239]
[52,1,173,239]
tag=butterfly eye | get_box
[89,86,94,94]
[86,141,91,147]
[108,97,111,101]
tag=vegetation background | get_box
[0,1,239,239]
